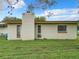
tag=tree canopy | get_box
[6,0,56,15]
[2,16,22,22]
[35,16,46,22]
[27,0,56,13]
[2,16,46,23]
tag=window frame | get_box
[77,26,79,31]
[38,25,41,33]
[37,25,41,38]
[58,25,67,33]
[17,25,21,38]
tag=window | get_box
[37,34,41,38]
[77,26,79,31]
[38,25,41,33]
[58,25,67,33]
[0,24,7,28]
[37,25,41,38]
[17,25,21,38]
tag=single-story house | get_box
[0,12,78,40]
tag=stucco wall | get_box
[35,24,77,39]
[0,27,7,34]
[21,13,35,40]
[7,24,21,40]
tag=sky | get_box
[0,0,78,21]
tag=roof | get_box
[1,20,78,24]
[0,22,7,27]
[35,21,78,24]
[0,22,6,24]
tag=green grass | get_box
[0,39,79,59]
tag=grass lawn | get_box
[0,39,79,59]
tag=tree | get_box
[27,0,56,13]
[39,16,46,21]
[2,16,22,23]
[6,0,56,15]
[35,16,46,22]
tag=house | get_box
[0,12,78,40]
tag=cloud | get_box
[47,14,79,21]
[7,0,25,9]
[44,8,79,16]
[43,8,79,21]
[12,0,25,9]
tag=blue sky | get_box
[0,0,78,21]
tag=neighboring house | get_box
[0,12,78,40]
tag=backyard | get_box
[0,39,79,59]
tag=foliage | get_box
[1,17,22,24]
[2,16,22,22]
[27,0,56,13]
[6,0,56,15]
[35,16,46,22]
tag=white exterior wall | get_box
[35,24,77,39]
[7,24,21,40]
[0,27,7,34]
[21,13,35,40]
